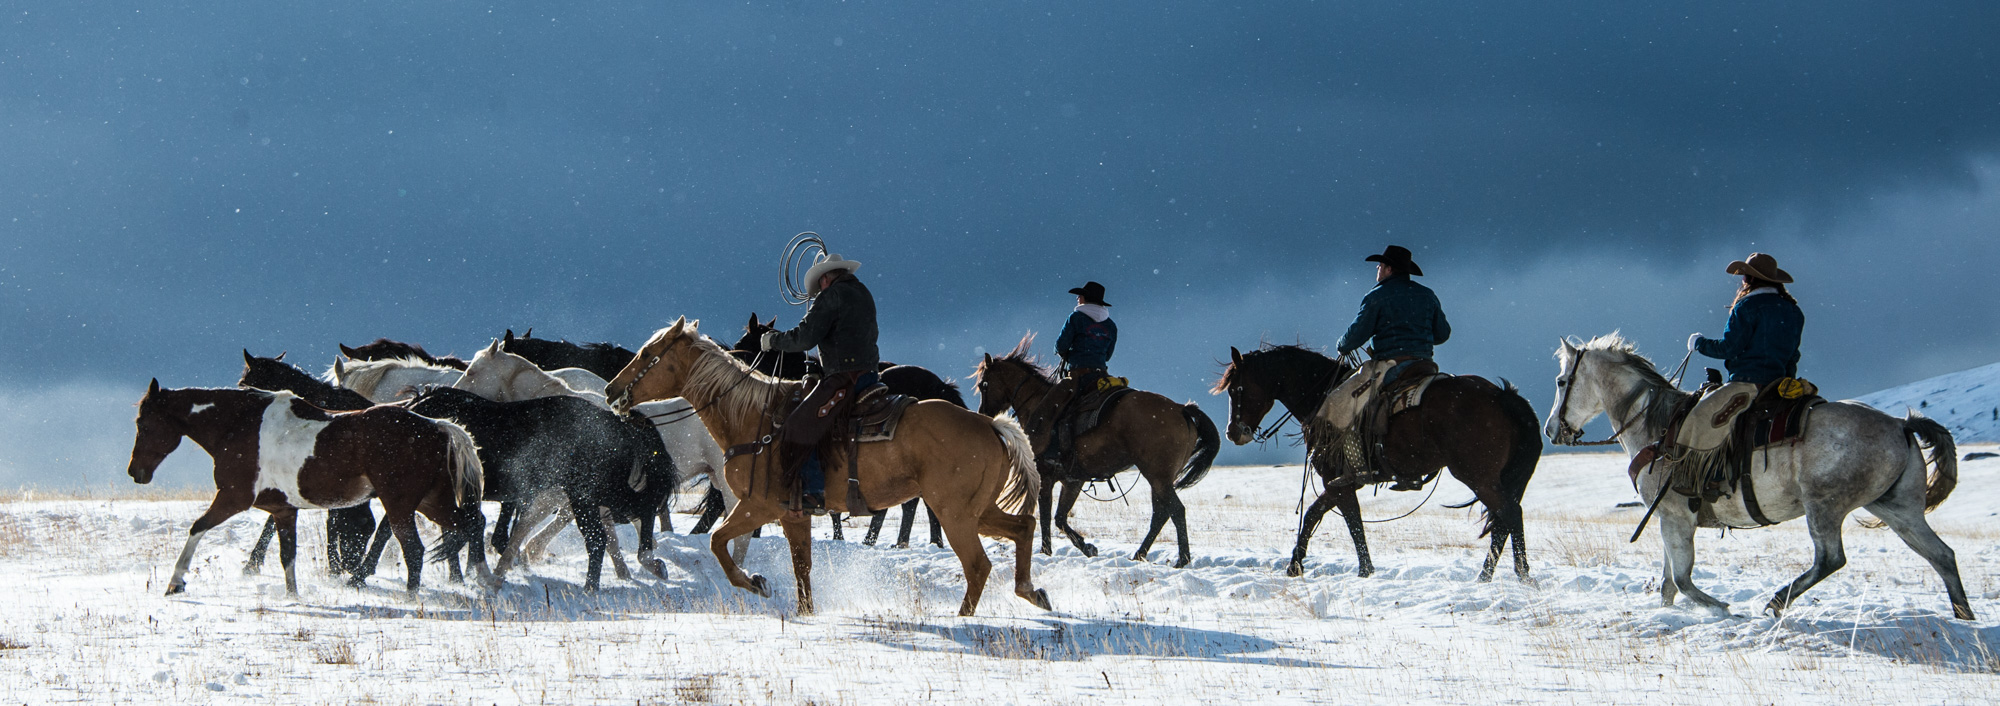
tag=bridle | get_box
[1229,362,1341,444]
[1550,349,1681,447]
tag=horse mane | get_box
[974,332,1055,385]
[672,328,799,421]
[323,356,452,391]
[1212,343,1327,394]
[1566,332,1676,390]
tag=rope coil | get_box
[780,232,826,306]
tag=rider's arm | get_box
[1335,295,1379,356]
[1693,300,1755,361]
[1431,300,1452,346]
[768,288,840,353]
[1103,319,1117,362]
[1054,312,1083,358]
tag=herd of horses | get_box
[123,318,1975,621]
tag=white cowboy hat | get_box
[804,254,862,297]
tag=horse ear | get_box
[243,349,255,364]
[504,329,515,342]
[339,343,357,358]
[148,378,160,395]
[332,359,346,382]
[486,339,502,354]
[747,313,759,329]
[275,351,286,362]
[764,317,775,328]
[1230,346,1243,364]
[523,327,533,338]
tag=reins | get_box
[1551,349,1692,447]
[622,338,769,429]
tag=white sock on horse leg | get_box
[169,530,208,590]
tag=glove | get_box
[760,331,779,351]
[1687,333,1703,353]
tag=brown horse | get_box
[1214,345,1542,580]
[972,335,1220,567]
[604,318,1050,616]
[126,380,489,595]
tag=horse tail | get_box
[1458,379,1544,538]
[434,418,485,509]
[1176,403,1221,490]
[988,411,1041,517]
[1903,411,1958,513]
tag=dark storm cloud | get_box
[1,2,1996,480]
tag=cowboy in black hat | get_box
[1336,245,1450,379]
[1689,252,1803,387]
[1026,281,1120,470]
[760,252,880,514]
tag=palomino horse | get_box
[1547,334,1972,619]
[1215,344,1542,580]
[126,381,489,595]
[973,336,1220,567]
[605,318,1050,616]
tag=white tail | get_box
[989,411,1040,516]
[434,419,484,507]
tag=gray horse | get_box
[1545,334,1972,620]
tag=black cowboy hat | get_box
[1067,281,1110,306]
[1364,245,1424,276]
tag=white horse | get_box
[326,356,461,403]
[454,340,611,408]
[1546,334,1972,620]
[453,341,747,568]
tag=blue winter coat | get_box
[1694,290,1803,387]
[1056,309,1117,371]
[1336,274,1451,360]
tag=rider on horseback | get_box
[1028,281,1118,471]
[1326,245,1450,489]
[761,253,880,514]
[1688,252,1804,388]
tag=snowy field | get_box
[3,449,1999,704]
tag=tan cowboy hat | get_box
[804,253,862,297]
[1725,252,1792,284]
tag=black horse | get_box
[398,387,680,590]
[500,329,635,381]
[338,338,469,370]
[236,350,379,577]
[727,313,954,548]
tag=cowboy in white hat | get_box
[761,253,880,514]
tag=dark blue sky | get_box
[4,2,1998,484]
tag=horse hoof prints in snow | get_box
[1549,335,1974,620]
[605,317,1052,617]
[126,380,491,597]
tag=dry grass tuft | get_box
[0,636,27,651]
[312,639,356,665]
[675,673,720,703]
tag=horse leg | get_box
[1658,503,1727,612]
[333,505,377,576]
[570,497,609,592]
[1053,481,1096,557]
[1466,485,1526,583]
[1037,480,1055,555]
[864,510,888,546]
[351,520,395,587]
[691,487,725,534]
[780,513,816,615]
[599,507,632,581]
[1287,486,1342,577]
[1766,509,1852,619]
[895,499,920,548]
[490,501,527,579]
[1333,487,1373,577]
[1867,499,1975,620]
[427,497,493,586]
[830,513,845,542]
[1132,477,1193,568]
[244,515,278,576]
[708,501,781,598]
[271,508,301,597]
[167,494,253,595]
[387,512,426,594]
[929,508,943,547]
[937,511,993,617]
[636,507,666,579]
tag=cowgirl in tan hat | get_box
[1688,252,1804,387]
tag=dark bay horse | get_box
[501,329,635,381]
[974,337,1221,568]
[340,338,468,370]
[237,350,378,577]
[126,381,489,595]
[729,313,951,548]
[1215,345,1542,581]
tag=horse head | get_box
[127,378,184,484]
[607,317,695,413]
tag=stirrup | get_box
[801,493,827,516]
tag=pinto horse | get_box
[340,338,469,370]
[974,335,1221,568]
[1215,344,1542,581]
[126,381,489,595]
[606,318,1049,616]
[237,350,378,577]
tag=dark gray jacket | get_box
[768,272,880,375]
[1335,274,1451,360]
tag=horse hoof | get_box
[1477,572,1495,583]
[892,542,909,550]
[1028,589,1052,611]
[748,574,772,597]
[164,584,186,596]
[1130,550,1148,563]
[1284,562,1304,578]
[1081,544,1099,558]
[1955,604,1977,621]
[1174,556,1191,569]
[644,559,668,579]
[240,563,262,576]
[1357,567,1374,578]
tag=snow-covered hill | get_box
[1856,361,2000,444]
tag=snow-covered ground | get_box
[3,450,1999,704]
[1858,361,2000,444]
